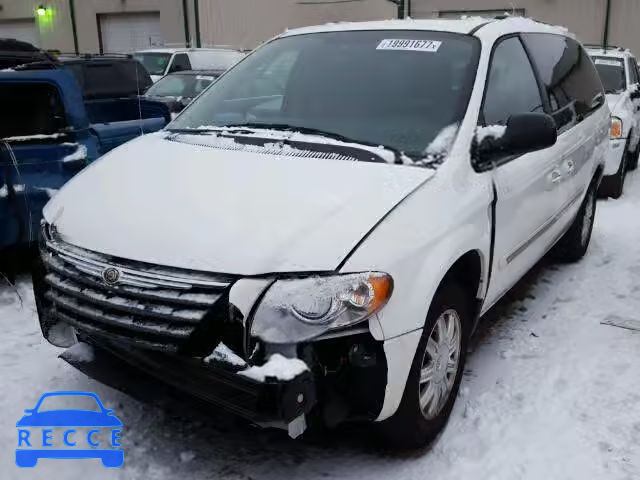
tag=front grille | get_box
[40,237,235,353]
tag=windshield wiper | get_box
[217,122,406,163]
[166,128,220,135]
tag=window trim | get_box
[523,33,605,130]
[627,56,639,86]
[475,33,547,171]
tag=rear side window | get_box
[169,53,191,73]
[482,37,544,126]
[0,83,66,139]
[522,34,604,131]
[65,60,152,98]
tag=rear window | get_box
[133,52,171,76]
[145,73,217,98]
[522,34,604,132]
[189,50,244,70]
[64,60,152,98]
[0,83,66,139]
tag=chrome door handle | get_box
[550,170,563,183]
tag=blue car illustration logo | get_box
[16,391,123,468]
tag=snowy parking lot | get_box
[1,172,639,480]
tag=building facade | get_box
[408,0,640,55]
[0,0,396,53]
[2,0,639,55]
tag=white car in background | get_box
[35,17,608,449]
[133,47,245,82]
[588,46,640,198]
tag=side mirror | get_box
[630,89,640,100]
[475,113,557,165]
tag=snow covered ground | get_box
[1,173,640,480]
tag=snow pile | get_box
[0,184,25,198]
[63,342,94,363]
[424,124,459,158]
[203,342,246,368]
[238,354,308,382]
[34,186,59,198]
[476,125,507,144]
[62,144,87,163]
[1,133,64,142]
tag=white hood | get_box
[44,134,434,275]
[606,93,624,114]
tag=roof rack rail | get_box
[584,43,624,51]
[54,52,133,59]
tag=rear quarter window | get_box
[522,34,604,132]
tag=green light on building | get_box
[35,4,54,28]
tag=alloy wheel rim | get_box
[581,192,595,246]
[418,309,462,420]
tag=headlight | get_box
[251,272,393,344]
[611,117,623,139]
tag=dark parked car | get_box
[144,69,223,114]
[0,38,52,70]
[0,55,170,252]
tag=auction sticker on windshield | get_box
[376,39,442,52]
[594,58,623,67]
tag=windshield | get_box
[134,52,172,76]
[146,73,217,98]
[170,31,480,158]
[592,56,626,94]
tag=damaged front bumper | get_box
[33,234,387,437]
[61,340,316,438]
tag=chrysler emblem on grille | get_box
[102,267,121,286]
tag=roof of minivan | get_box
[281,16,569,39]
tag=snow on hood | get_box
[44,133,434,275]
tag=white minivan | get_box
[34,17,608,448]
[133,47,245,82]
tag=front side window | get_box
[523,34,604,130]
[482,37,544,126]
[592,56,626,94]
[171,31,480,159]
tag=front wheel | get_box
[379,282,471,449]
[552,183,597,263]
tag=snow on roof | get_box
[281,16,570,39]
[281,18,489,37]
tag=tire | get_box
[552,182,597,263]
[611,151,628,199]
[379,282,471,449]
[629,143,639,171]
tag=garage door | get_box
[0,19,39,47]
[99,12,162,53]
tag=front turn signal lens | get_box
[611,117,623,139]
